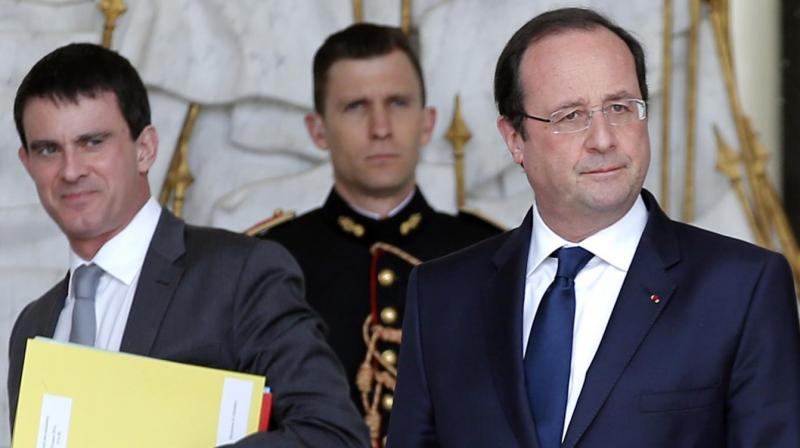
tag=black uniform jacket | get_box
[256,188,502,412]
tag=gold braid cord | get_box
[369,242,422,265]
[358,315,402,445]
[359,242,420,446]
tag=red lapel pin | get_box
[649,294,661,304]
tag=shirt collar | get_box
[69,197,163,287]
[527,194,648,276]
[348,188,416,220]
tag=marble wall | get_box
[0,0,779,444]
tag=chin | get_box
[584,189,638,213]
[59,218,106,241]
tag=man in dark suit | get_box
[8,43,369,447]
[388,7,800,448]
[249,24,501,443]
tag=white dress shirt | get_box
[522,196,647,439]
[53,197,162,351]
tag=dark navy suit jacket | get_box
[387,190,800,447]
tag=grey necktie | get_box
[70,263,104,346]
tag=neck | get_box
[69,192,151,260]
[334,182,415,219]
[537,201,634,243]
[71,239,109,261]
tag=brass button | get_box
[378,268,396,287]
[380,307,398,325]
[382,394,394,411]
[381,349,398,365]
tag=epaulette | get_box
[244,209,297,237]
[457,207,507,232]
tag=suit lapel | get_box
[563,191,680,448]
[40,275,69,337]
[483,209,539,448]
[119,209,186,356]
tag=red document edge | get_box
[259,390,272,432]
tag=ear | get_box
[417,106,437,147]
[135,125,158,174]
[304,113,329,151]
[18,146,31,175]
[497,115,525,165]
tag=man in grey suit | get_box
[8,42,369,447]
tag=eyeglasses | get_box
[521,98,647,134]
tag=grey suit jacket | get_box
[8,209,369,447]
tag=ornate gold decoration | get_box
[400,0,412,34]
[98,0,127,48]
[352,0,363,23]
[714,127,765,247]
[709,0,772,248]
[708,0,800,297]
[338,216,365,238]
[660,0,672,212]
[360,242,421,445]
[352,0,411,32]
[370,242,422,266]
[682,0,701,222]
[244,209,297,237]
[446,95,470,209]
[357,315,402,446]
[159,103,200,217]
[399,212,422,236]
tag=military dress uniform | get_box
[250,188,501,445]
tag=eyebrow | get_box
[549,90,640,112]
[27,131,112,153]
[75,131,111,145]
[28,139,59,152]
[337,89,417,106]
[603,90,639,102]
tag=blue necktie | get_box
[525,247,593,448]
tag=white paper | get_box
[215,377,254,445]
[35,394,72,448]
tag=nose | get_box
[60,148,88,182]
[584,110,617,153]
[369,105,392,139]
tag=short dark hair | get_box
[312,23,426,114]
[14,42,151,149]
[494,7,648,138]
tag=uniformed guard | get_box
[248,23,502,447]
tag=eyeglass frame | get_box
[520,98,647,134]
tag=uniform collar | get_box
[322,187,434,245]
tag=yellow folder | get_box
[13,338,266,448]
